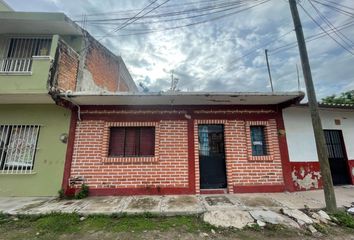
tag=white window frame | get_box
[0,36,52,73]
[0,125,40,174]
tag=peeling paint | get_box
[292,166,321,190]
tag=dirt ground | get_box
[1,213,354,240]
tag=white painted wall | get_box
[283,106,354,162]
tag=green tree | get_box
[322,90,354,105]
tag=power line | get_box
[93,0,270,38]
[270,20,354,54]
[298,2,354,55]
[81,0,170,53]
[227,29,295,65]
[311,0,354,18]
[71,0,238,18]
[309,0,354,48]
[97,0,159,41]
[79,1,254,27]
[322,0,354,12]
[76,0,256,24]
[211,29,295,84]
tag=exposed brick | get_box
[70,109,284,194]
[85,36,130,92]
[56,42,79,91]
[70,120,189,189]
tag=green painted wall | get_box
[0,34,59,94]
[0,104,71,196]
[0,34,81,94]
[0,59,52,94]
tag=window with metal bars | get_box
[1,37,51,72]
[250,126,267,156]
[0,125,40,174]
[109,127,155,157]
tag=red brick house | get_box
[61,91,305,196]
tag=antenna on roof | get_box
[169,70,179,92]
[139,82,149,93]
[296,63,301,91]
[265,49,274,92]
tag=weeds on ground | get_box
[74,184,89,199]
[332,211,354,228]
[313,223,329,234]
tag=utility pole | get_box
[265,49,274,92]
[288,0,337,212]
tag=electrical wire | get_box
[311,0,354,18]
[79,1,254,26]
[97,0,159,41]
[73,0,256,21]
[71,0,240,18]
[309,0,354,48]
[93,0,270,38]
[227,29,295,65]
[298,2,354,55]
[80,0,170,53]
[322,0,354,12]
[270,20,354,55]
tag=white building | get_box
[283,104,354,190]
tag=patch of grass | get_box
[263,224,301,238]
[107,215,213,233]
[332,211,354,229]
[0,212,10,225]
[35,213,81,233]
[246,223,262,231]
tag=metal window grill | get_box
[250,126,267,156]
[0,37,51,72]
[0,125,40,174]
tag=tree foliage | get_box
[321,90,354,105]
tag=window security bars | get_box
[0,38,51,72]
[0,125,40,174]
[250,126,267,156]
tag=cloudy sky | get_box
[5,0,354,99]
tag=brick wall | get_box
[84,36,130,92]
[194,119,284,194]
[70,120,189,191]
[56,42,79,91]
[68,108,285,195]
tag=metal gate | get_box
[324,130,351,185]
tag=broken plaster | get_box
[292,166,321,190]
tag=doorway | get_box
[198,124,227,189]
[324,130,351,185]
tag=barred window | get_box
[1,37,51,72]
[0,125,40,174]
[250,126,267,156]
[109,127,155,157]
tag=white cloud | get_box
[5,0,354,98]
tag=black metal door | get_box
[198,125,227,189]
[324,130,351,185]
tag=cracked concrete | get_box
[0,186,353,229]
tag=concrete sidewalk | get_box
[0,186,353,216]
